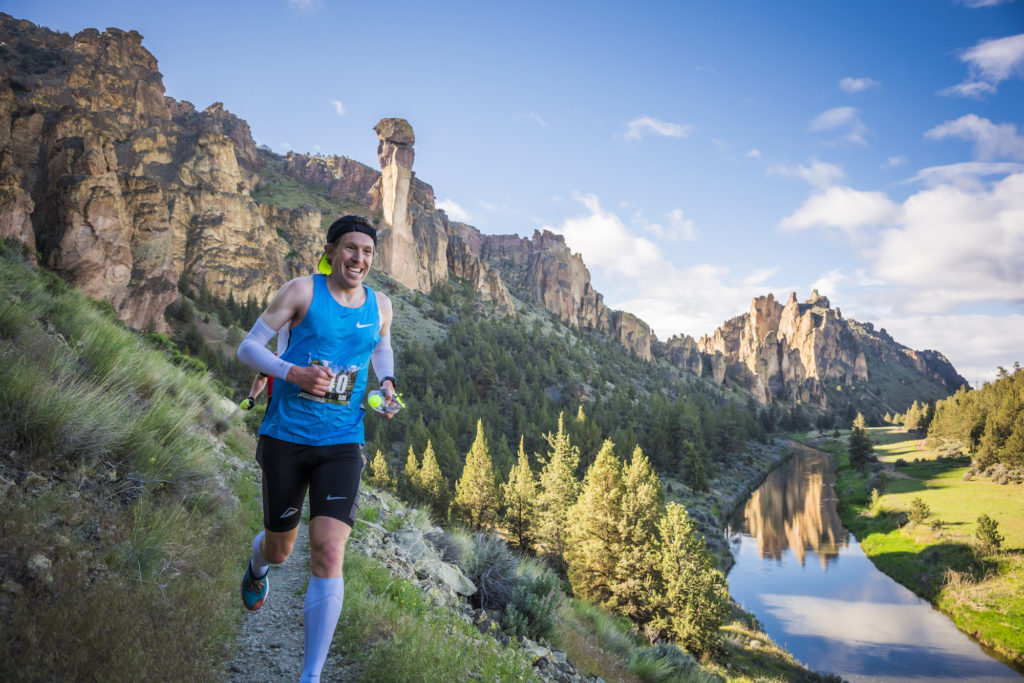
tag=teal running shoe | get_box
[241,563,269,611]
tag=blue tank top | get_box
[259,276,381,446]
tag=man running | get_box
[236,215,399,682]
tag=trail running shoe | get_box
[241,563,269,611]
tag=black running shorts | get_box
[256,435,364,532]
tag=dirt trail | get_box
[223,522,359,682]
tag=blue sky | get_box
[9,0,1024,384]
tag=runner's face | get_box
[326,232,374,288]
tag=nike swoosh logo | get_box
[326,495,347,501]
[356,322,373,328]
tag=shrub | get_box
[464,533,517,611]
[502,562,561,641]
[628,642,700,681]
[975,514,1004,554]
[907,497,931,525]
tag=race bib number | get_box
[299,360,358,405]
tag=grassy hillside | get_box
[0,240,259,680]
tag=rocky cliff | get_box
[0,14,653,357]
[664,290,967,413]
[0,14,321,331]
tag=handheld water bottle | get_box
[366,389,405,414]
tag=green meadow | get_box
[826,427,1024,667]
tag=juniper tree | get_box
[368,449,395,492]
[502,437,538,550]
[652,502,730,657]
[535,413,581,562]
[453,419,500,529]
[566,440,623,609]
[402,446,421,501]
[848,413,874,468]
[418,440,448,515]
[613,445,664,625]
[976,513,1004,554]
[681,441,708,492]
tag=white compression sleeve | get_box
[237,318,295,381]
[370,334,394,383]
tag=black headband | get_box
[327,215,377,245]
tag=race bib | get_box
[299,360,359,405]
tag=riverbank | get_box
[802,428,1024,671]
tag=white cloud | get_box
[666,209,698,241]
[544,195,753,338]
[331,100,346,116]
[745,149,762,159]
[809,106,868,144]
[959,0,1015,6]
[839,77,880,93]
[940,33,1024,97]
[872,172,1024,312]
[543,193,662,277]
[924,114,1024,160]
[518,112,548,126]
[288,0,321,12]
[624,116,693,141]
[907,161,1024,188]
[939,81,997,98]
[882,155,908,169]
[779,186,902,234]
[742,267,780,286]
[769,160,846,188]
[809,269,846,299]
[437,199,471,223]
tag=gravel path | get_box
[223,522,360,682]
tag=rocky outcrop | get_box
[683,289,967,412]
[447,223,655,359]
[367,118,448,293]
[0,14,318,331]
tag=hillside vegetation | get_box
[0,240,257,680]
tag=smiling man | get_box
[235,215,399,682]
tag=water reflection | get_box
[734,449,847,568]
[726,442,1022,682]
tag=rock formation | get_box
[677,289,967,412]
[0,15,318,331]
[0,13,965,405]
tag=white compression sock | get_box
[250,531,270,578]
[300,575,344,683]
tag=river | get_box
[725,441,1021,682]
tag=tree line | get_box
[369,412,729,657]
[893,363,1023,476]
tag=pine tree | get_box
[566,440,623,609]
[452,419,500,529]
[418,440,448,515]
[652,502,729,656]
[681,440,708,492]
[402,446,421,500]
[848,413,874,468]
[368,449,395,492]
[502,437,538,550]
[535,412,581,562]
[613,445,664,624]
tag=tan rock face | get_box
[369,118,448,293]
[0,15,321,331]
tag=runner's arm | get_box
[237,277,332,396]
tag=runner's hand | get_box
[378,379,398,420]
[286,364,334,396]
